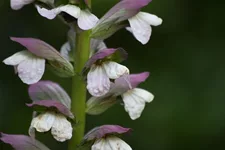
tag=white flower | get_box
[3,50,45,84]
[36,5,98,30]
[87,61,129,97]
[122,88,154,120]
[30,111,72,142]
[92,136,132,150]
[127,12,162,45]
[10,0,34,10]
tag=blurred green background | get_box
[1,0,225,149]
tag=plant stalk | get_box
[68,25,91,150]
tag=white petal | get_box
[58,5,81,18]
[36,5,58,20]
[106,136,132,150]
[78,9,99,30]
[11,0,34,10]
[17,55,45,84]
[36,4,80,20]
[51,114,72,142]
[128,15,152,45]
[60,42,71,61]
[122,88,154,120]
[30,111,56,132]
[3,50,32,66]
[137,12,163,26]
[103,61,129,79]
[92,138,106,150]
[87,65,110,97]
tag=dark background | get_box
[1,0,225,149]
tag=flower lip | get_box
[26,100,74,119]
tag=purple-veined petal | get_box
[51,114,73,142]
[36,4,81,20]
[27,100,74,119]
[17,56,45,84]
[129,72,149,88]
[128,14,152,44]
[83,125,131,142]
[28,81,71,109]
[122,88,154,120]
[10,37,74,77]
[10,0,34,10]
[137,12,163,26]
[0,133,50,150]
[87,65,110,97]
[78,9,99,30]
[103,61,129,79]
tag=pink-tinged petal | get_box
[91,39,107,52]
[3,50,31,66]
[91,0,152,39]
[129,72,150,88]
[10,37,74,77]
[0,133,50,150]
[128,14,152,44]
[10,0,34,10]
[28,81,71,109]
[17,56,45,84]
[26,100,74,119]
[78,9,99,30]
[87,65,110,97]
[84,48,127,70]
[83,125,131,141]
[60,42,71,61]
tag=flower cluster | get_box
[1,0,162,149]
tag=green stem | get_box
[68,29,91,150]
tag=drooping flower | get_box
[27,81,74,142]
[86,72,154,120]
[83,48,129,97]
[36,4,98,30]
[3,37,74,84]
[126,12,162,44]
[91,0,162,44]
[0,133,50,150]
[80,125,132,150]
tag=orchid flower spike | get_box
[83,48,129,97]
[36,4,99,30]
[127,12,162,44]
[3,37,74,84]
[27,81,74,142]
[81,125,132,150]
[10,0,34,10]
